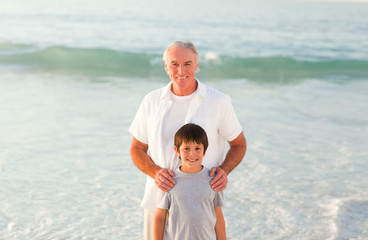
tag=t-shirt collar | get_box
[160,79,207,101]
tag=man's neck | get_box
[171,80,198,96]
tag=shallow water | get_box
[1,71,367,239]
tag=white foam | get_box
[321,198,368,240]
[319,199,343,240]
[204,52,220,61]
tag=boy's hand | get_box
[154,168,176,192]
[210,167,228,191]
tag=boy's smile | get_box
[175,141,205,174]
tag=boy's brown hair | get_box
[174,123,209,154]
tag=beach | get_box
[1,0,368,239]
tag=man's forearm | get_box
[131,150,160,179]
[130,138,160,179]
[220,132,247,175]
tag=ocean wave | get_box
[1,43,368,81]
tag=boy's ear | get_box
[174,146,180,157]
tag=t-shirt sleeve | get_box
[156,190,171,210]
[128,95,149,144]
[214,191,224,207]
[219,95,243,142]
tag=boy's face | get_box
[175,141,205,173]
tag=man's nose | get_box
[178,65,184,74]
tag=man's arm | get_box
[130,137,176,191]
[210,132,246,191]
[154,208,167,240]
[215,206,226,240]
[220,132,247,175]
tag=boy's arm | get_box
[154,208,167,240]
[215,207,226,240]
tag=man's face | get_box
[164,47,199,96]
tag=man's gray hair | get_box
[163,40,199,62]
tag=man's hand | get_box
[209,132,246,192]
[154,168,176,192]
[209,167,228,191]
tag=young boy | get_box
[154,123,226,240]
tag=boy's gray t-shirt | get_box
[156,167,224,240]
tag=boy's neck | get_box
[180,165,203,174]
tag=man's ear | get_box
[194,61,199,72]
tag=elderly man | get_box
[129,40,246,240]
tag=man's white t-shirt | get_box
[160,91,196,168]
